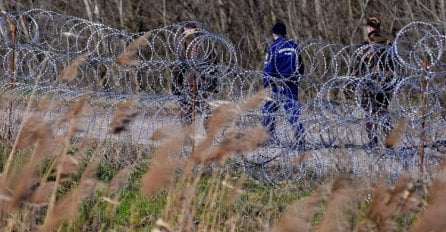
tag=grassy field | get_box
[0,91,445,232]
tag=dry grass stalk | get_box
[8,170,39,211]
[109,98,139,134]
[57,153,82,179]
[40,159,99,231]
[189,103,240,162]
[116,54,139,66]
[439,160,446,171]
[4,115,54,212]
[191,90,269,162]
[28,182,55,205]
[203,127,267,163]
[178,181,199,232]
[15,115,52,150]
[154,218,173,232]
[384,118,407,148]
[365,185,396,231]
[101,197,120,205]
[155,92,269,228]
[241,88,269,111]
[141,127,185,197]
[205,102,240,137]
[58,53,88,82]
[3,59,51,178]
[272,187,325,232]
[116,34,148,65]
[59,95,91,140]
[410,177,446,231]
[366,175,425,232]
[32,98,60,118]
[390,176,425,214]
[60,95,90,122]
[107,165,133,194]
[223,177,244,206]
[317,177,359,232]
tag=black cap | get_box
[184,22,198,29]
[272,22,286,36]
[366,17,381,30]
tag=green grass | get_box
[116,191,166,229]
[0,138,425,231]
[54,161,314,231]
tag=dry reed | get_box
[116,34,149,66]
[204,127,267,163]
[28,182,55,205]
[143,90,268,231]
[109,98,139,134]
[140,126,185,197]
[223,177,244,206]
[60,95,90,124]
[15,115,52,150]
[58,53,88,82]
[273,187,325,232]
[57,153,82,179]
[4,114,54,213]
[40,159,99,231]
[107,164,133,194]
[410,164,446,232]
[191,90,268,162]
[2,85,445,231]
[317,177,360,232]
[366,174,425,232]
[384,118,407,148]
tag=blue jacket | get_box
[263,36,304,88]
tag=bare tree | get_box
[1,0,444,68]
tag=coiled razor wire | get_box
[0,9,445,182]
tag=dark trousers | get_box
[361,91,392,143]
[175,69,211,129]
[262,85,304,140]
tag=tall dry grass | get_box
[0,94,116,231]
[1,87,446,231]
[57,53,88,82]
[116,34,149,66]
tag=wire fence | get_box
[0,9,445,182]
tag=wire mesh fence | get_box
[0,9,445,182]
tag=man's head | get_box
[366,17,381,32]
[183,22,198,37]
[271,22,287,37]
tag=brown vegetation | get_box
[0,87,446,231]
[116,34,149,66]
[2,0,444,69]
[1,2,446,231]
[58,53,88,82]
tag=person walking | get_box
[353,17,395,146]
[172,22,217,129]
[262,21,305,148]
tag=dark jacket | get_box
[357,30,393,75]
[354,30,395,91]
[263,36,304,89]
[172,31,218,95]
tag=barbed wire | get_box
[0,9,445,182]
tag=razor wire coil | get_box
[0,9,445,181]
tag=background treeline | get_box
[2,0,445,69]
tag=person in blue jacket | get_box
[262,22,305,147]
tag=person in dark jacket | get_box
[354,17,395,146]
[262,22,305,147]
[172,22,217,128]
